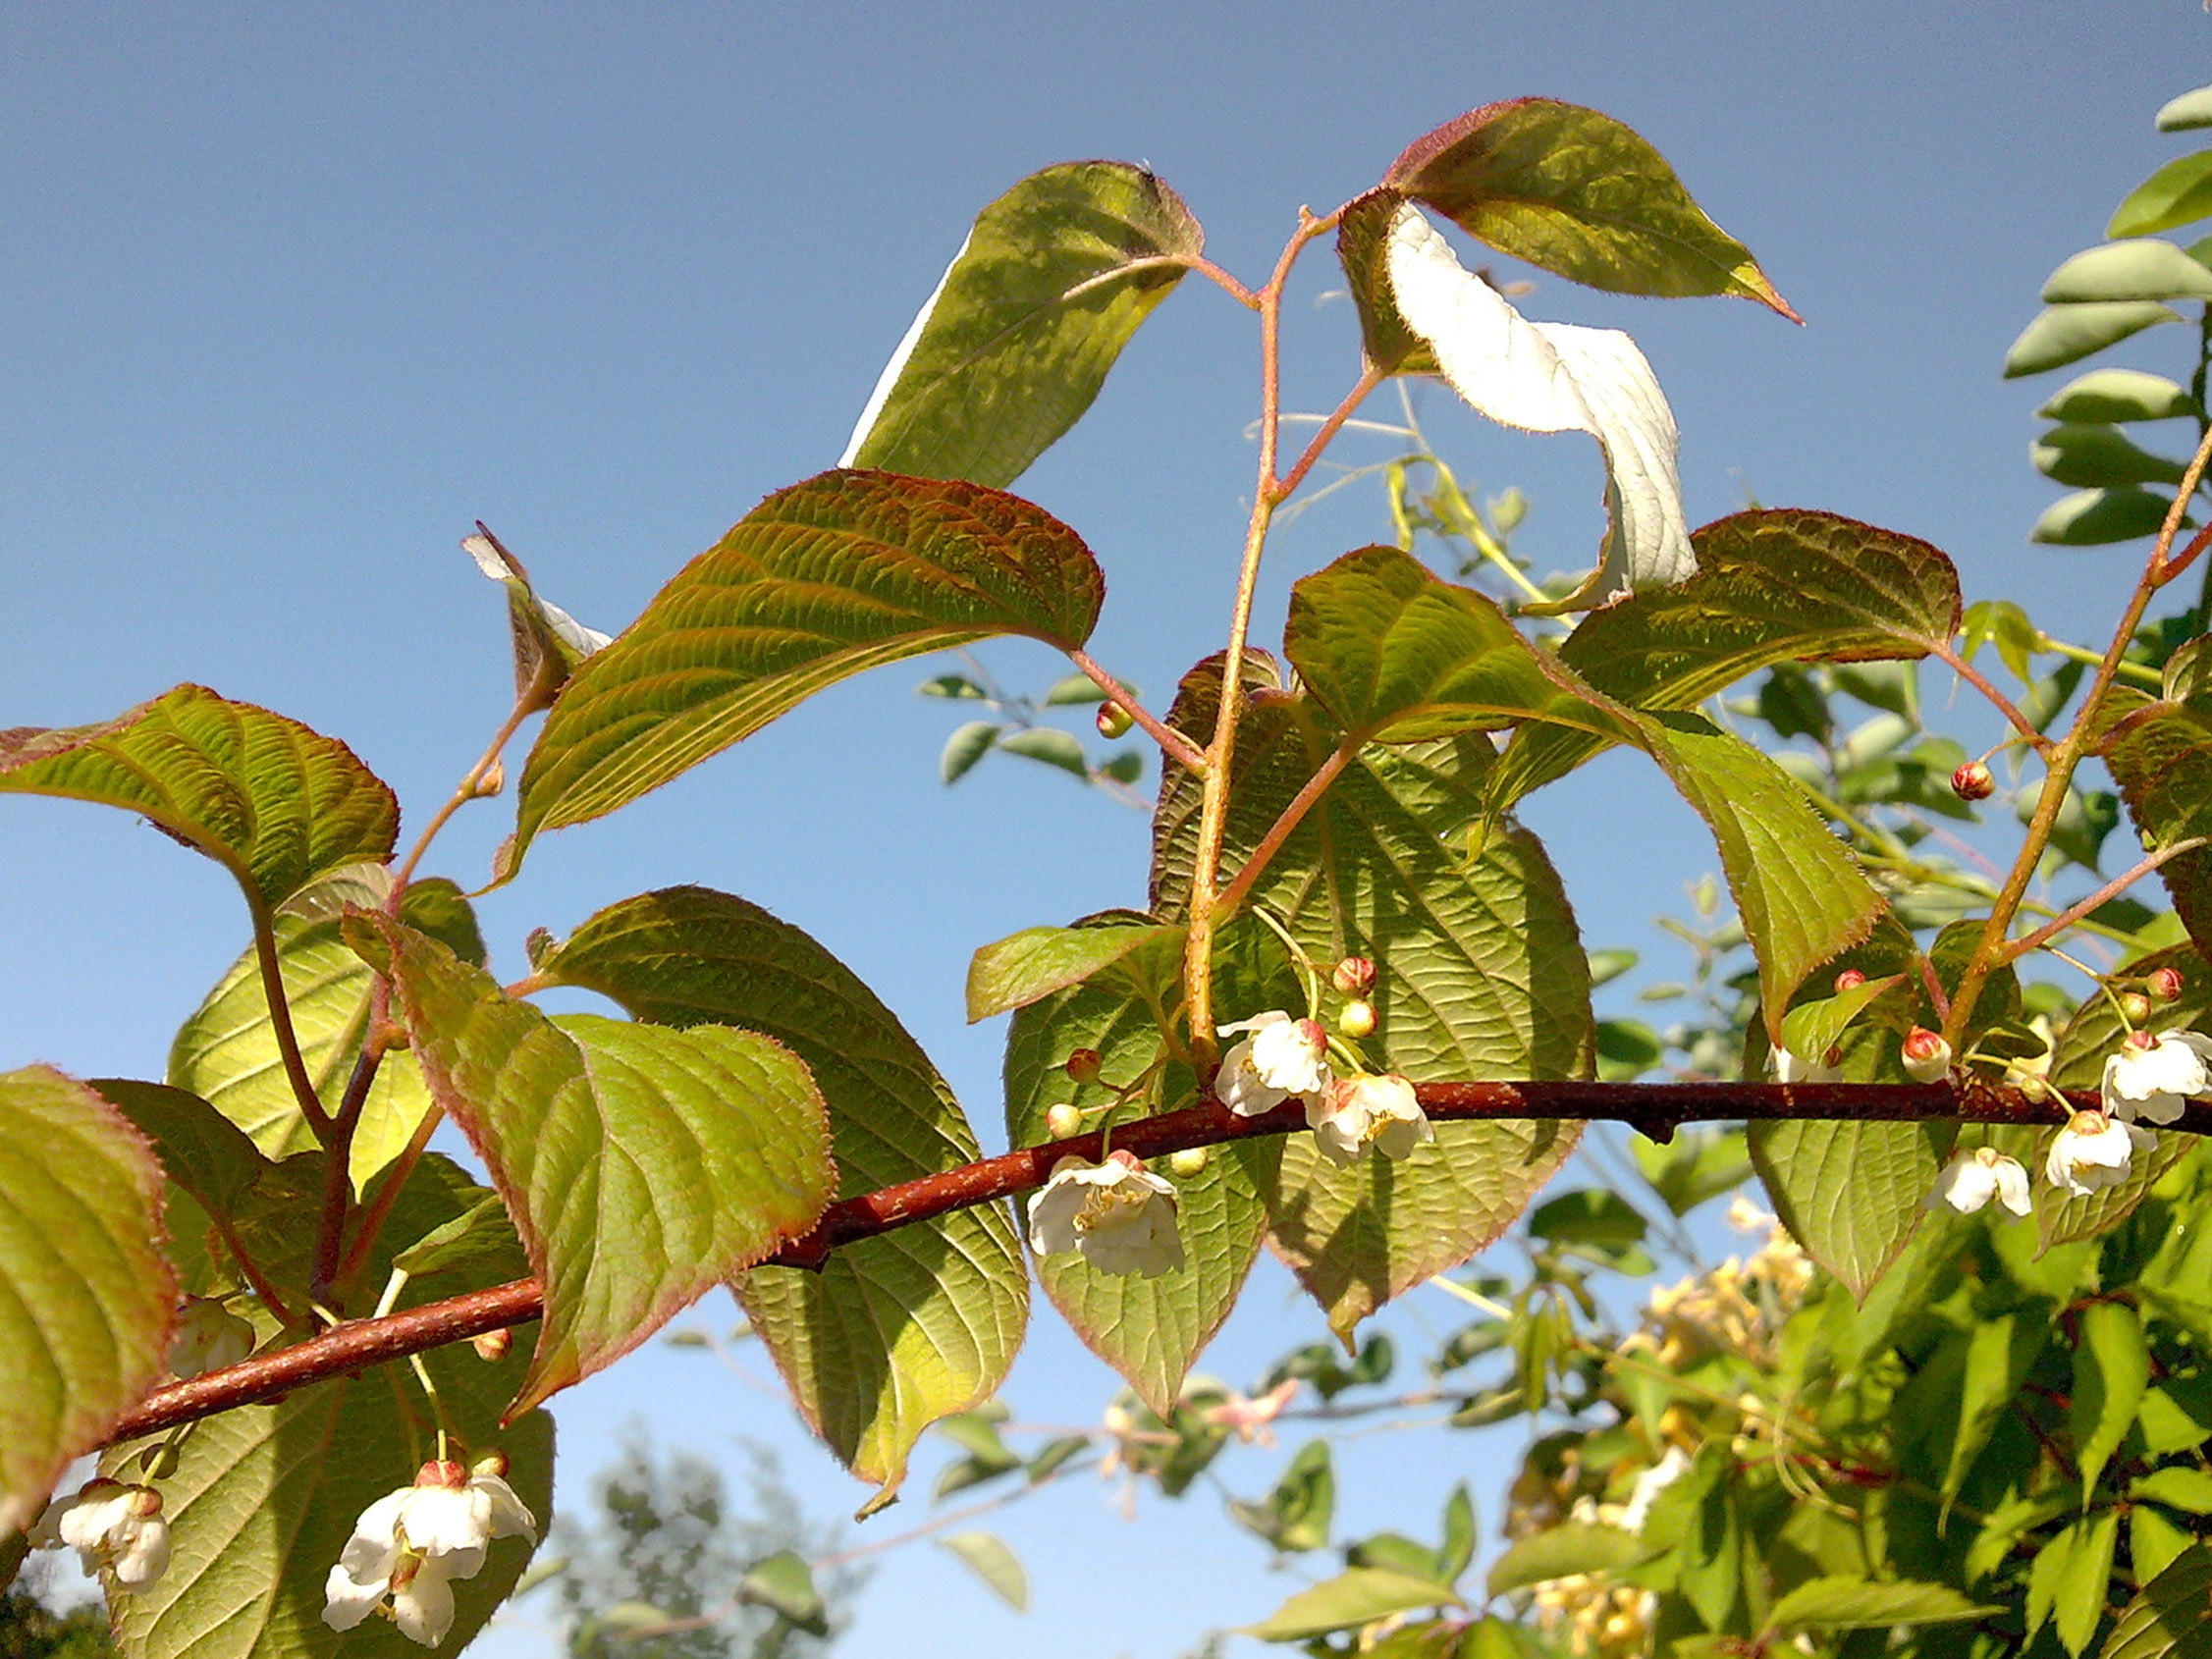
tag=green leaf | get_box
[1004,917,1288,1413]
[0,1068,177,1535]
[2043,241,2212,302]
[2134,1468,2212,1516]
[1750,1119,1944,1300]
[1943,1307,2051,1508]
[2100,1541,2212,1659]
[1763,1578,1995,1636]
[93,1079,272,1221]
[2035,424,2189,488]
[737,1549,828,1635]
[1245,1569,1462,1641]
[1382,99,1796,314]
[2032,486,2181,545]
[2106,698,2212,957]
[840,162,1202,487]
[1527,1190,1647,1250]
[2074,1300,2153,1496]
[2160,87,2212,131]
[523,885,1027,1497]
[388,1191,513,1281]
[1152,660,1586,1340]
[940,720,999,783]
[936,1531,1028,1612]
[998,725,1090,778]
[351,914,836,1417]
[0,684,397,914]
[966,915,1183,1024]
[1228,1439,1335,1554]
[513,469,1106,863]
[1633,1126,1753,1216]
[168,874,476,1194]
[1492,508,1960,805]
[461,526,610,711]
[1485,1525,1651,1596]
[2036,1510,2122,1656]
[2113,154,2212,238]
[1043,671,1113,706]
[2006,302,2185,378]
[2038,369,2198,424]
[1336,189,1441,375]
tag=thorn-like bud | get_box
[471,1327,513,1362]
[1902,1027,1953,1084]
[1167,1147,1210,1178]
[2149,966,2185,1002]
[1096,702,1135,740]
[473,759,507,798]
[1044,1103,1084,1140]
[1834,969,1866,992]
[1331,956,1377,996]
[1338,999,1377,1040]
[1064,1048,1104,1085]
[1951,760,1995,802]
[2119,991,2154,1027]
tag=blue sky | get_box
[5,4,2210,1654]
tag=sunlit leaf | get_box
[936,1531,1028,1612]
[2032,486,2180,545]
[1763,1578,1995,1636]
[1750,1118,1945,1300]
[1485,1525,1651,1596]
[967,914,1183,1023]
[940,719,999,783]
[1245,1569,1462,1641]
[2035,423,2189,488]
[2074,1300,2152,1496]
[2043,240,2212,303]
[2108,698,2212,958]
[462,524,610,711]
[2005,302,2185,379]
[2038,368,2198,423]
[2113,154,2212,239]
[998,725,1089,778]
[2101,1541,2212,1659]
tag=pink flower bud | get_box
[1096,702,1135,739]
[1065,1048,1104,1085]
[1045,1103,1084,1140]
[2150,967,2185,1002]
[1903,1027,1953,1084]
[1338,999,1377,1040]
[1951,761,1995,802]
[1834,969,1866,992]
[1331,956,1377,996]
[416,1460,467,1490]
[471,1451,511,1479]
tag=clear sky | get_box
[4,4,2209,1655]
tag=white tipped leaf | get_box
[1383,204,1691,609]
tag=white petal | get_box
[1992,1158,2033,1216]
[468,1473,537,1544]
[392,1561,459,1647]
[109,1518,170,1588]
[397,1485,486,1557]
[1384,204,1691,605]
[323,1564,390,1632]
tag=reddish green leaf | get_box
[966,915,1184,1023]
[2106,697,2212,958]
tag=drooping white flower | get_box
[1214,1010,1332,1115]
[1925,1147,2032,1218]
[1618,1446,1692,1535]
[1026,1151,1184,1277]
[1769,1044,1843,1084]
[1901,1028,1954,1085]
[1307,1074,1434,1166]
[2045,1110,2156,1200]
[323,1460,538,1647]
[168,1295,254,1380]
[32,1479,171,1589]
[2102,1029,2212,1126]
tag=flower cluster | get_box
[1214,1008,1431,1167]
[31,1479,170,1589]
[1026,1150,1184,1277]
[1309,1073,1433,1166]
[323,1458,537,1647]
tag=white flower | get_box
[1901,1028,1953,1085]
[1307,1074,1434,1166]
[2102,1030,2212,1126]
[324,1460,537,1647]
[168,1295,254,1379]
[1925,1147,2032,1217]
[1769,1044,1843,1084]
[1214,1010,1332,1115]
[32,1479,170,1589]
[1618,1446,1692,1534]
[1026,1151,1184,1276]
[2044,1110,2157,1200]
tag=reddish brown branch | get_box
[108,1077,2147,1443]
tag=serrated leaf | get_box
[1004,919,1290,1413]
[1750,1119,1944,1300]
[1382,98,1795,314]
[2043,241,2212,303]
[107,1323,552,1659]
[352,914,836,1417]
[939,720,999,783]
[2032,487,2180,545]
[1245,1569,1463,1641]
[840,161,1202,487]
[2006,302,2185,378]
[1492,508,1960,805]
[966,916,1183,1023]
[1336,189,1441,375]
[523,885,1027,1496]
[1381,204,1691,607]
[168,876,477,1193]
[513,469,1106,865]
[1485,1525,1651,1596]
[0,1068,177,1536]
[93,1079,272,1220]
[937,1531,1028,1612]
[389,1191,513,1281]
[2136,1468,2212,1516]
[2035,424,2189,488]
[0,685,397,914]
[1763,1578,1994,1636]
[2038,368,2198,423]
[2106,698,2212,957]
[2114,154,2212,239]
[2075,1300,2153,1496]
[2039,1130,2194,1252]
[998,725,1089,778]
[1152,659,1586,1339]
[2100,1541,2212,1659]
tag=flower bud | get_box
[1902,1027,1953,1084]
[1167,1147,1210,1177]
[1338,999,1377,1040]
[471,1327,513,1362]
[1064,1048,1104,1085]
[1951,760,1995,802]
[1331,956,1377,996]
[2118,991,2154,1027]
[415,1460,467,1490]
[473,759,507,798]
[127,1487,163,1519]
[1834,969,1866,992]
[1096,702,1135,739]
[2149,966,2185,1002]
[471,1450,511,1479]
[1045,1103,1084,1140]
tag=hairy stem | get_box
[2001,837,2208,965]
[1929,640,2055,760]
